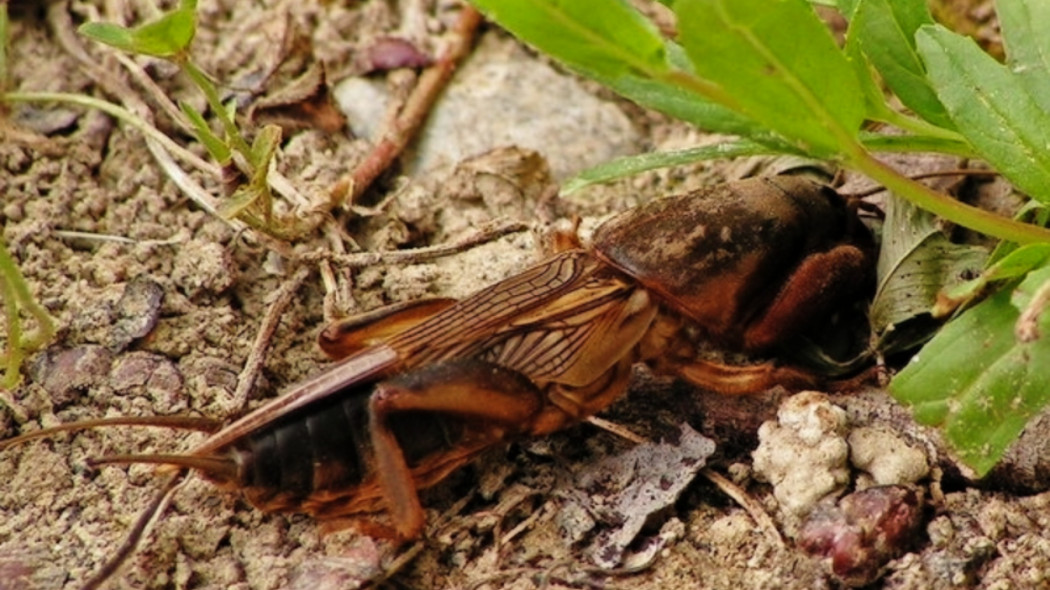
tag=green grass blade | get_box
[562,139,779,194]
[180,101,231,164]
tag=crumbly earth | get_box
[2,2,1050,590]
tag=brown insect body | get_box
[3,175,874,586]
[191,175,871,533]
[199,251,654,531]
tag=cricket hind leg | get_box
[367,358,547,539]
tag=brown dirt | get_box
[3,2,1050,590]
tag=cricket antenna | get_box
[80,470,186,590]
[0,415,222,451]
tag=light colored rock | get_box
[849,426,930,486]
[752,391,851,518]
[336,33,641,181]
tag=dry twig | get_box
[228,265,313,416]
[329,5,483,205]
[299,220,529,269]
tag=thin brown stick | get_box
[227,264,313,416]
[299,220,529,269]
[371,492,476,586]
[500,498,552,546]
[700,467,784,547]
[79,470,187,590]
[329,6,483,205]
[586,416,648,444]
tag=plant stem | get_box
[848,149,1050,244]
[878,108,964,143]
[0,237,56,388]
[3,91,218,176]
[179,58,253,163]
[0,275,23,389]
[858,132,975,157]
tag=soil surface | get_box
[3,2,1050,590]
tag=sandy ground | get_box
[3,1,1050,590]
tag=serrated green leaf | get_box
[892,264,1050,476]
[998,0,1050,114]
[469,0,668,78]
[562,140,778,194]
[847,0,953,128]
[917,25,1050,202]
[594,69,771,139]
[79,6,195,58]
[180,102,231,164]
[676,0,864,156]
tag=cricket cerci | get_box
[2,174,875,587]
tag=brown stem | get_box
[227,264,313,416]
[298,219,528,269]
[329,5,483,206]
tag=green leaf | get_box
[78,4,196,58]
[891,264,1050,476]
[180,101,231,164]
[249,125,282,181]
[469,0,668,79]
[675,0,864,156]
[846,0,953,129]
[917,25,1050,202]
[591,68,775,139]
[998,0,1050,114]
[562,139,779,194]
[842,19,899,124]
[217,185,258,220]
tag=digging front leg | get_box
[743,244,869,352]
[368,359,546,539]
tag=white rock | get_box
[752,391,850,518]
[418,33,640,180]
[849,426,930,486]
